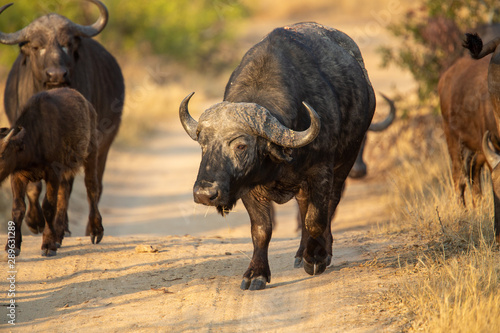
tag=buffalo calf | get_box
[0,88,102,256]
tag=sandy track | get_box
[1,121,406,332]
[1,2,415,330]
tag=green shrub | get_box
[378,0,499,102]
[0,0,249,69]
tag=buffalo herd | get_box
[0,1,498,290]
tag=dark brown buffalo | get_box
[1,88,101,256]
[0,0,124,244]
[180,23,375,290]
[463,32,500,243]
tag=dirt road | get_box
[1,2,415,331]
[0,121,409,332]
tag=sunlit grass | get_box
[384,106,500,331]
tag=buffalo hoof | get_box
[55,242,62,248]
[294,257,304,268]
[41,249,57,257]
[241,276,267,290]
[304,258,327,276]
[90,233,103,245]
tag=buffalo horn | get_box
[369,93,396,132]
[2,127,16,144]
[179,92,199,141]
[483,131,500,170]
[72,0,109,37]
[0,3,29,45]
[257,102,320,149]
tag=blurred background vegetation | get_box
[379,0,500,103]
[0,1,499,330]
[0,0,250,70]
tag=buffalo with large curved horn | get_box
[1,0,125,256]
[179,23,376,290]
[0,0,108,45]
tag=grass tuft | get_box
[384,105,500,331]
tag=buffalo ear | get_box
[266,142,293,163]
[4,127,26,151]
[0,127,9,137]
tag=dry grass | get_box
[383,103,500,332]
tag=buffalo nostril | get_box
[46,68,68,82]
[193,185,219,206]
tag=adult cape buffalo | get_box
[180,22,376,290]
[463,32,500,243]
[0,0,124,245]
[438,55,497,206]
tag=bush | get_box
[378,0,500,102]
[0,0,249,69]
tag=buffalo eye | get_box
[236,144,247,151]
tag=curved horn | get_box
[0,3,29,45]
[257,102,320,149]
[463,33,500,59]
[369,93,396,132]
[179,92,199,141]
[483,131,500,170]
[72,0,109,37]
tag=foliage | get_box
[378,0,500,102]
[0,0,249,69]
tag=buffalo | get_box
[1,88,101,256]
[438,55,496,206]
[0,0,124,244]
[180,22,375,290]
[463,32,500,243]
[348,93,395,179]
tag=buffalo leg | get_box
[5,175,28,256]
[25,181,44,234]
[445,134,467,206]
[470,154,485,205]
[491,169,500,243]
[240,189,273,290]
[61,177,75,237]
[301,167,336,276]
[41,175,60,256]
[54,179,72,247]
[294,189,309,268]
[84,150,103,244]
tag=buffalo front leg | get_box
[240,189,274,290]
[84,150,103,244]
[5,175,29,256]
[25,181,44,234]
